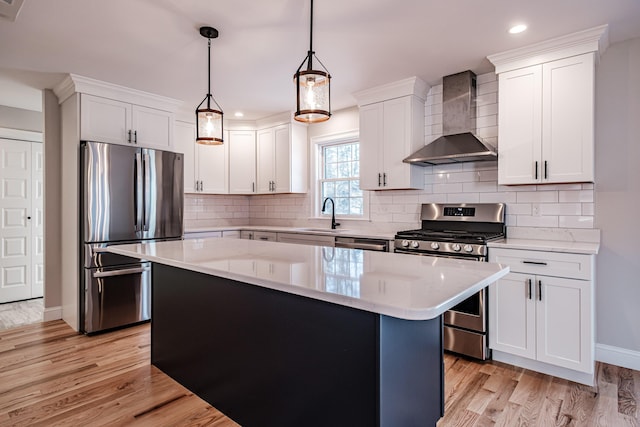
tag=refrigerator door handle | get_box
[143,152,151,232]
[134,152,143,232]
[93,266,150,278]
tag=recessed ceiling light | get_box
[509,24,527,34]
[234,112,244,118]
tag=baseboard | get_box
[596,343,640,371]
[43,306,62,322]
[492,350,595,386]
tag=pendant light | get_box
[294,0,331,123]
[196,26,224,145]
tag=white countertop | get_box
[107,238,509,321]
[488,238,599,255]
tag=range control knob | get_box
[464,244,474,253]
[452,243,461,252]
[401,240,410,247]
[430,242,440,250]
[410,241,420,249]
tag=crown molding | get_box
[53,74,183,112]
[352,76,430,106]
[487,24,609,74]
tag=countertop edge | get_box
[488,238,599,255]
[106,242,510,321]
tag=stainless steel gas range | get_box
[394,203,506,360]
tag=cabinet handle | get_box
[544,160,548,179]
[200,181,204,191]
[535,161,538,180]
[538,280,542,301]
[378,173,382,187]
[259,236,269,241]
[528,278,532,300]
[128,130,132,143]
[252,182,255,193]
[383,173,387,186]
[522,260,548,266]
[134,130,138,144]
[272,181,276,192]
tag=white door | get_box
[31,143,44,298]
[497,65,543,185]
[0,139,32,303]
[542,53,595,183]
[536,276,592,373]
[358,103,384,190]
[273,124,291,193]
[197,137,228,194]
[382,96,411,189]
[228,130,256,194]
[132,105,173,149]
[256,128,275,193]
[80,94,131,145]
[174,120,197,192]
[488,272,536,359]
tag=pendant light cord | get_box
[207,38,211,108]
[307,0,314,70]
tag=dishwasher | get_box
[334,236,389,252]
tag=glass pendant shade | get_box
[295,69,331,123]
[196,103,223,145]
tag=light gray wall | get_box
[43,89,62,309]
[594,37,640,352]
[0,105,43,132]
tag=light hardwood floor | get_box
[0,320,638,426]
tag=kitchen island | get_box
[107,238,509,427]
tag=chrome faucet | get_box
[321,197,340,229]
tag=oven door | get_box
[443,288,486,332]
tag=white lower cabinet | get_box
[240,230,277,242]
[489,248,594,385]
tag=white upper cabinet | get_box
[488,25,608,185]
[353,77,428,191]
[228,130,257,194]
[55,74,181,150]
[81,94,173,150]
[496,54,594,185]
[256,122,307,194]
[175,121,228,194]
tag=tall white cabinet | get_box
[489,247,595,385]
[488,25,608,185]
[353,77,428,190]
[256,122,307,194]
[54,74,181,331]
[228,130,257,194]
[175,120,228,194]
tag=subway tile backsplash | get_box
[185,72,596,239]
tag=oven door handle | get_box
[93,266,150,278]
[337,241,387,251]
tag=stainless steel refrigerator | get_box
[80,140,183,333]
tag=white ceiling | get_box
[1,0,639,119]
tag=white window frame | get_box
[310,130,369,220]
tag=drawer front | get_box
[489,248,592,280]
[253,231,278,242]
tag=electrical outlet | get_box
[532,204,541,216]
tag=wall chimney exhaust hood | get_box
[403,70,497,166]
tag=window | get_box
[315,131,367,219]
